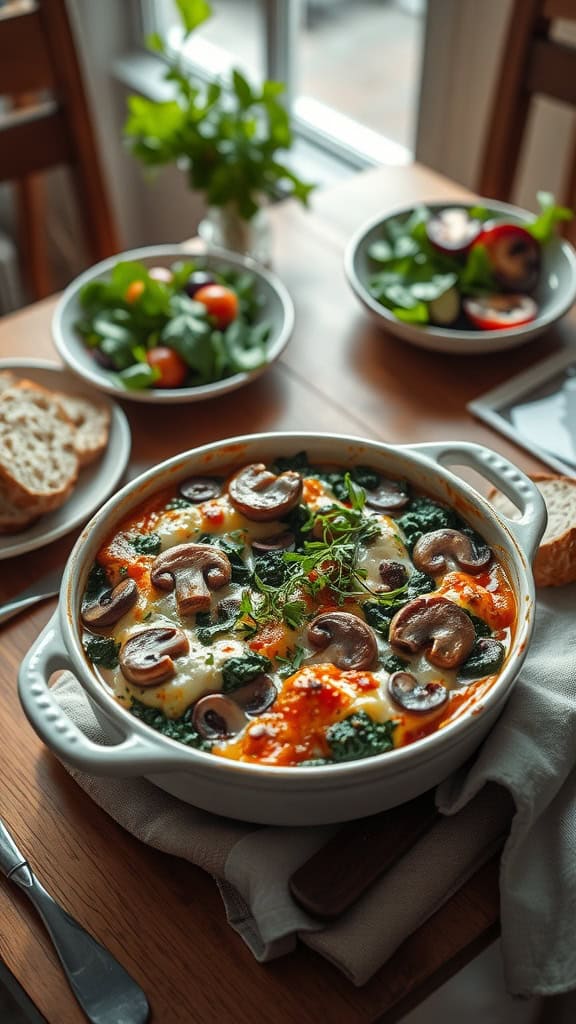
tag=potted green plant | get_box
[124,0,314,263]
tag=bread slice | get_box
[53,391,111,467]
[488,473,576,587]
[0,481,43,534]
[0,385,79,513]
[0,371,19,395]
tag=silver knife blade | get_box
[0,566,62,625]
[0,819,150,1024]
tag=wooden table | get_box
[0,163,566,1024]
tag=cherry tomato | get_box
[462,294,538,331]
[477,222,541,291]
[194,284,239,328]
[125,280,145,303]
[146,346,188,388]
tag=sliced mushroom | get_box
[308,611,377,670]
[364,479,409,513]
[412,528,491,576]
[378,559,408,592]
[389,595,475,669]
[228,463,303,522]
[251,531,295,554]
[119,626,189,686]
[150,543,231,615]
[179,476,222,503]
[388,671,448,713]
[231,674,277,715]
[81,578,138,628]
[192,694,247,739]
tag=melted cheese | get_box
[86,463,518,766]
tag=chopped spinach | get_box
[397,497,459,550]
[405,569,436,599]
[221,652,272,693]
[83,634,120,669]
[129,700,212,751]
[325,711,397,762]
[198,533,251,585]
[465,612,492,638]
[83,563,110,603]
[271,451,311,474]
[129,532,162,556]
[363,601,395,638]
[458,638,505,682]
[252,550,293,587]
[195,605,238,645]
[383,654,409,674]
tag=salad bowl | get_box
[345,196,576,354]
[18,432,546,826]
[51,244,294,403]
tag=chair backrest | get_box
[0,0,120,299]
[477,0,576,241]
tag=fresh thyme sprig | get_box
[244,473,393,630]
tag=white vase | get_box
[197,202,272,266]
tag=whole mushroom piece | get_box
[389,595,475,669]
[412,528,491,577]
[228,463,303,522]
[308,611,377,670]
[150,543,232,615]
[119,626,189,686]
[81,577,138,628]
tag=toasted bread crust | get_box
[488,473,576,587]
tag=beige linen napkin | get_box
[49,584,576,993]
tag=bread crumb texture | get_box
[0,372,110,534]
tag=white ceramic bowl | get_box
[51,245,295,403]
[18,432,546,826]
[344,198,576,354]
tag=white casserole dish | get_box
[18,433,546,826]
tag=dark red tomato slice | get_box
[146,346,188,388]
[463,294,538,331]
[426,208,482,256]
[479,222,541,291]
[194,284,239,329]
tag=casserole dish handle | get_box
[406,441,547,561]
[18,616,178,774]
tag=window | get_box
[144,0,425,172]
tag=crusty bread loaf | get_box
[0,385,79,513]
[488,473,576,587]
[53,391,111,467]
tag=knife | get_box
[0,566,62,625]
[289,790,439,920]
[0,818,150,1024]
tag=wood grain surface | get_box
[0,162,559,1023]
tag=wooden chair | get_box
[477,0,576,244]
[0,0,120,300]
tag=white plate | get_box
[51,244,295,404]
[0,360,131,559]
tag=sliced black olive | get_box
[179,476,222,503]
[388,671,448,713]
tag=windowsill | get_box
[112,50,411,192]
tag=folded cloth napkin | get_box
[50,584,576,993]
